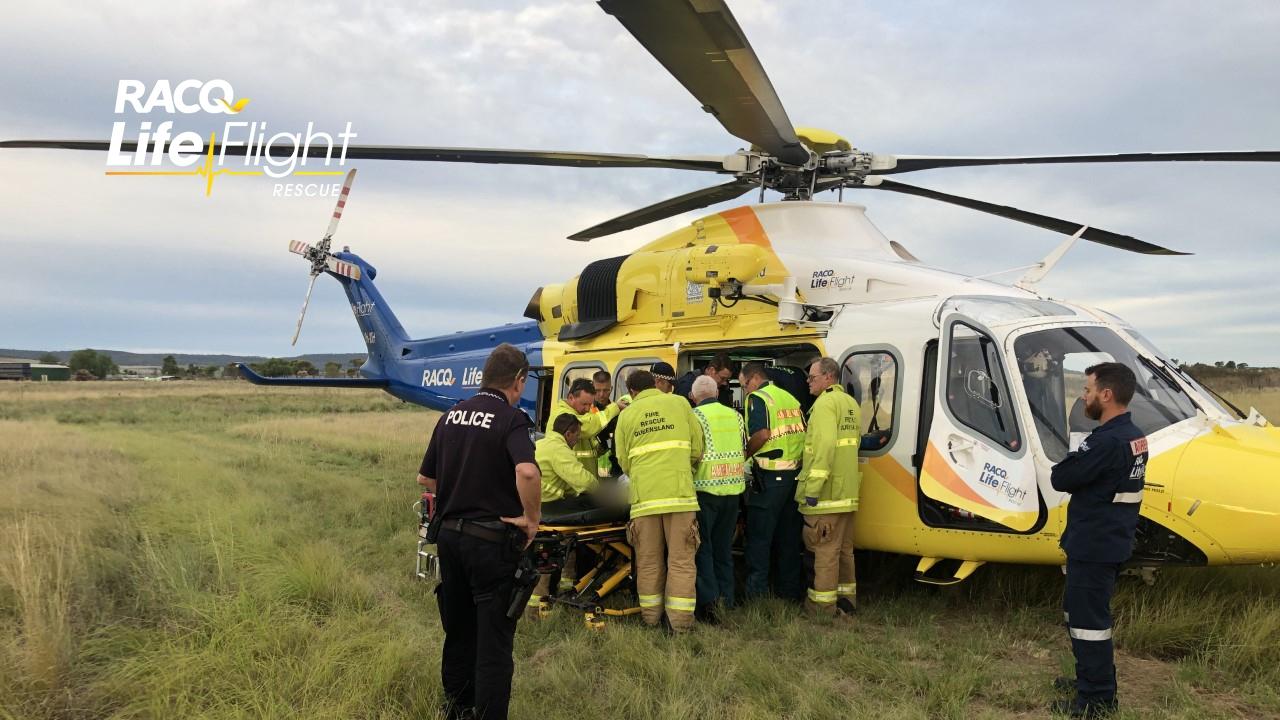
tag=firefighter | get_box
[526,413,601,617]
[615,369,705,632]
[797,357,862,616]
[1050,362,1148,718]
[546,377,622,477]
[739,361,806,602]
[690,374,746,624]
[416,343,540,720]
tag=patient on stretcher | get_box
[537,414,629,526]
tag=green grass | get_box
[1,381,1279,719]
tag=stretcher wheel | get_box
[583,609,606,631]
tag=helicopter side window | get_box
[558,363,605,400]
[946,323,1021,451]
[841,351,897,453]
[614,358,663,401]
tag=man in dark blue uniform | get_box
[417,343,542,720]
[1050,362,1148,718]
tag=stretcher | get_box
[416,492,640,627]
[532,503,640,625]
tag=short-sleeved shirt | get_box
[419,388,536,521]
[746,381,773,438]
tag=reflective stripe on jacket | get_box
[797,385,862,515]
[616,388,704,518]
[750,383,806,470]
[692,400,747,495]
[536,431,600,502]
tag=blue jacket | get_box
[1051,412,1148,563]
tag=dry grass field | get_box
[1,381,1278,719]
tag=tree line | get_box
[49,350,365,380]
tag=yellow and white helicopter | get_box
[7,0,1279,583]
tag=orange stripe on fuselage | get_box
[868,454,917,503]
[719,207,771,247]
[922,442,992,508]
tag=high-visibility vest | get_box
[615,388,704,518]
[692,401,747,495]
[749,383,806,471]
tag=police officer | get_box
[650,361,678,395]
[616,369,705,632]
[797,357,862,616]
[1050,362,1148,718]
[417,343,542,720]
[739,361,806,602]
[690,374,747,624]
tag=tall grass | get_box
[1,381,1278,719]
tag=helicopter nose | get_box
[1171,423,1280,564]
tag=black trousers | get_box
[436,528,520,720]
[1063,558,1122,706]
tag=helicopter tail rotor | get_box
[288,169,360,345]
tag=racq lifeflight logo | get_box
[106,79,356,197]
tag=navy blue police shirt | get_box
[1050,411,1148,563]
[419,388,536,522]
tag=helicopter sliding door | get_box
[918,316,1044,533]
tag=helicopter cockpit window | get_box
[1013,326,1198,461]
[1123,327,1241,419]
[946,324,1021,451]
[939,296,1076,328]
[841,351,897,452]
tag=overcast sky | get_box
[2,1,1278,365]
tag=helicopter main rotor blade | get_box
[0,139,730,173]
[863,178,1190,256]
[568,178,756,241]
[872,150,1280,175]
[599,0,809,167]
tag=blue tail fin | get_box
[330,251,409,380]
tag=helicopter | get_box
[5,0,1279,583]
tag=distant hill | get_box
[0,349,366,368]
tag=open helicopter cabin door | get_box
[918,317,1043,533]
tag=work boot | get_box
[695,603,721,626]
[1049,698,1117,718]
[836,597,856,615]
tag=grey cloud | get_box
[2,1,1278,364]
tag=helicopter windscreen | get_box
[1013,326,1198,461]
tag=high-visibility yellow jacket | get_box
[545,398,620,477]
[796,385,862,515]
[616,388,704,518]
[536,431,600,502]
